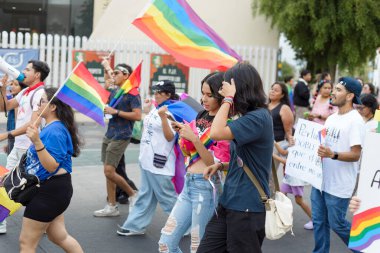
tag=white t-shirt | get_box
[139,109,176,176]
[14,87,45,149]
[322,110,365,198]
[365,118,377,132]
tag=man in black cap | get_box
[313,77,364,253]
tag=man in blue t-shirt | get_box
[94,63,142,217]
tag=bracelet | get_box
[36,146,45,152]
[222,97,233,106]
[219,162,224,171]
[116,110,120,116]
[225,96,234,100]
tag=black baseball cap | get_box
[151,80,175,94]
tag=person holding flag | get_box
[0,60,49,234]
[117,80,179,236]
[19,87,83,253]
[93,63,141,217]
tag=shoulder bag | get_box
[2,153,41,206]
[242,158,294,240]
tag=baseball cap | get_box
[151,80,175,94]
[338,77,362,104]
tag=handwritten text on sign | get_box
[349,132,380,253]
[286,119,324,189]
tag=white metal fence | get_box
[0,31,278,101]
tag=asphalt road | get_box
[0,122,353,252]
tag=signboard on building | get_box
[150,54,189,94]
[0,49,39,77]
[72,50,114,84]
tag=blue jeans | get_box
[311,187,360,253]
[121,166,177,232]
[158,173,219,253]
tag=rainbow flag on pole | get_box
[109,61,142,108]
[56,62,110,126]
[133,0,241,70]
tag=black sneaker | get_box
[116,226,144,236]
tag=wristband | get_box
[116,110,120,116]
[36,146,45,152]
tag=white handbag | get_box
[242,159,294,240]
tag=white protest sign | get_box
[285,119,324,189]
[349,132,380,253]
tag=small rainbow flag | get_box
[133,0,241,70]
[318,128,327,145]
[109,61,142,108]
[179,120,214,165]
[349,206,380,251]
[56,62,110,126]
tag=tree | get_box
[252,0,380,80]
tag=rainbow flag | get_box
[0,166,22,221]
[318,128,327,145]
[56,62,110,126]
[349,206,380,251]
[133,0,241,70]
[109,61,142,108]
[179,121,214,165]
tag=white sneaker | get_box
[304,220,314,230]
[0,220,6,234]
[93,204,120,217]
[128,191,138,213]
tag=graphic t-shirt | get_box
[322,110,365,198]
[139,109,176,176]
[15,86,45,149]
[26,121,73,181]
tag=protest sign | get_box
[285,119,324,189]
[349,132,380,253]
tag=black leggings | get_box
[197,204,266,253]
[24,173,73,223]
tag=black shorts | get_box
[24,173,73,222]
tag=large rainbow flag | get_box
[133,0,241,70]
[109,61,142,108]
[349,206,380,251]
[56,62,110,126]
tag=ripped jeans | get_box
[158,173,220,253]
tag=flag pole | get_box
[106,23,133,59]
[105,0,151,59]
[33,61,83,126]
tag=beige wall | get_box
[91,0,279,48]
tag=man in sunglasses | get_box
[0,59,49,234]
[94,63,141,217]
[314,77,365,253]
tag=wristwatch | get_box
[331,151,339,160]
[7,132,13,139]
